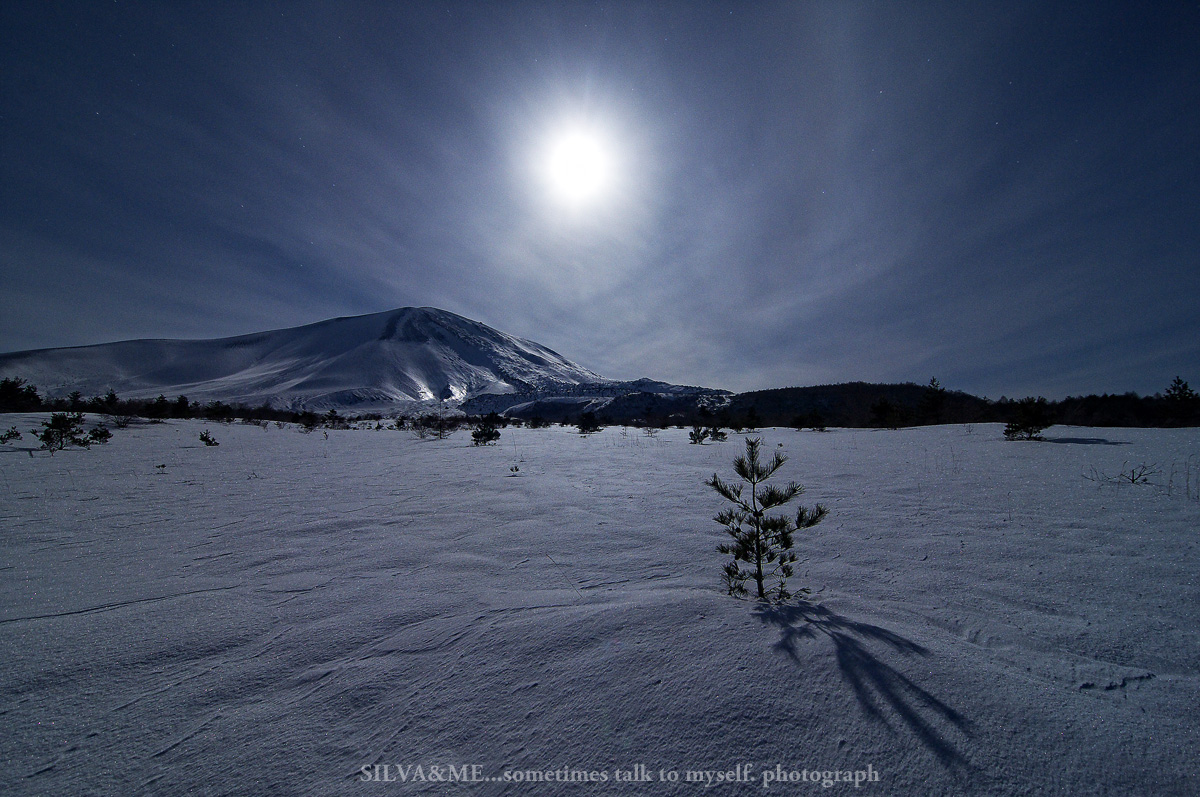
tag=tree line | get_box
[3,375,1197,430]
[704,377,1199,430]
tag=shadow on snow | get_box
[753,601,972,775]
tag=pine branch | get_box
[706,474,744,504]
[763,451,788,479]
[796,504,829,529]
[757,482,801,510]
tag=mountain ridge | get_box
[0,307,627,411]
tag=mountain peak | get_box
[0,307,608,410]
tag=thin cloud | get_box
[1,2,1196,398]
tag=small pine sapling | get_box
[88,424,112,445]
[690,425,728,444]
[706,437,828,602]
[576,411,602,435]
[0,426,21,444]
[36,412,90,452]
[1003,397,1052,440]
[471,416,501,446]
[200,429,220,446]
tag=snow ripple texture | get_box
[1,420,1198,795]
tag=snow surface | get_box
[1,419,1198,795]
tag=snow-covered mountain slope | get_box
[0,307,611,410]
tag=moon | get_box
[540,125,616,209]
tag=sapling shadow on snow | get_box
[707,437,828,602]
[755,601,971,773]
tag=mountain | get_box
[0,307,617,411]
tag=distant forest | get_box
[721,378,1199,430]
[1,376,1197,429]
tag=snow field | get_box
[1,418,1198,795]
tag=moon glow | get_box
[540,125,616,209]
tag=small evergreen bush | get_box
[36,413,90,452]
[689,426,728,444]
[1004,397,1052,440]
[706,437,828,602]
[576,412,602,435]
[471,416,501,446]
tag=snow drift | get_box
[1,421,1197,794]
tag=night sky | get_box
[2,1,1197,399]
